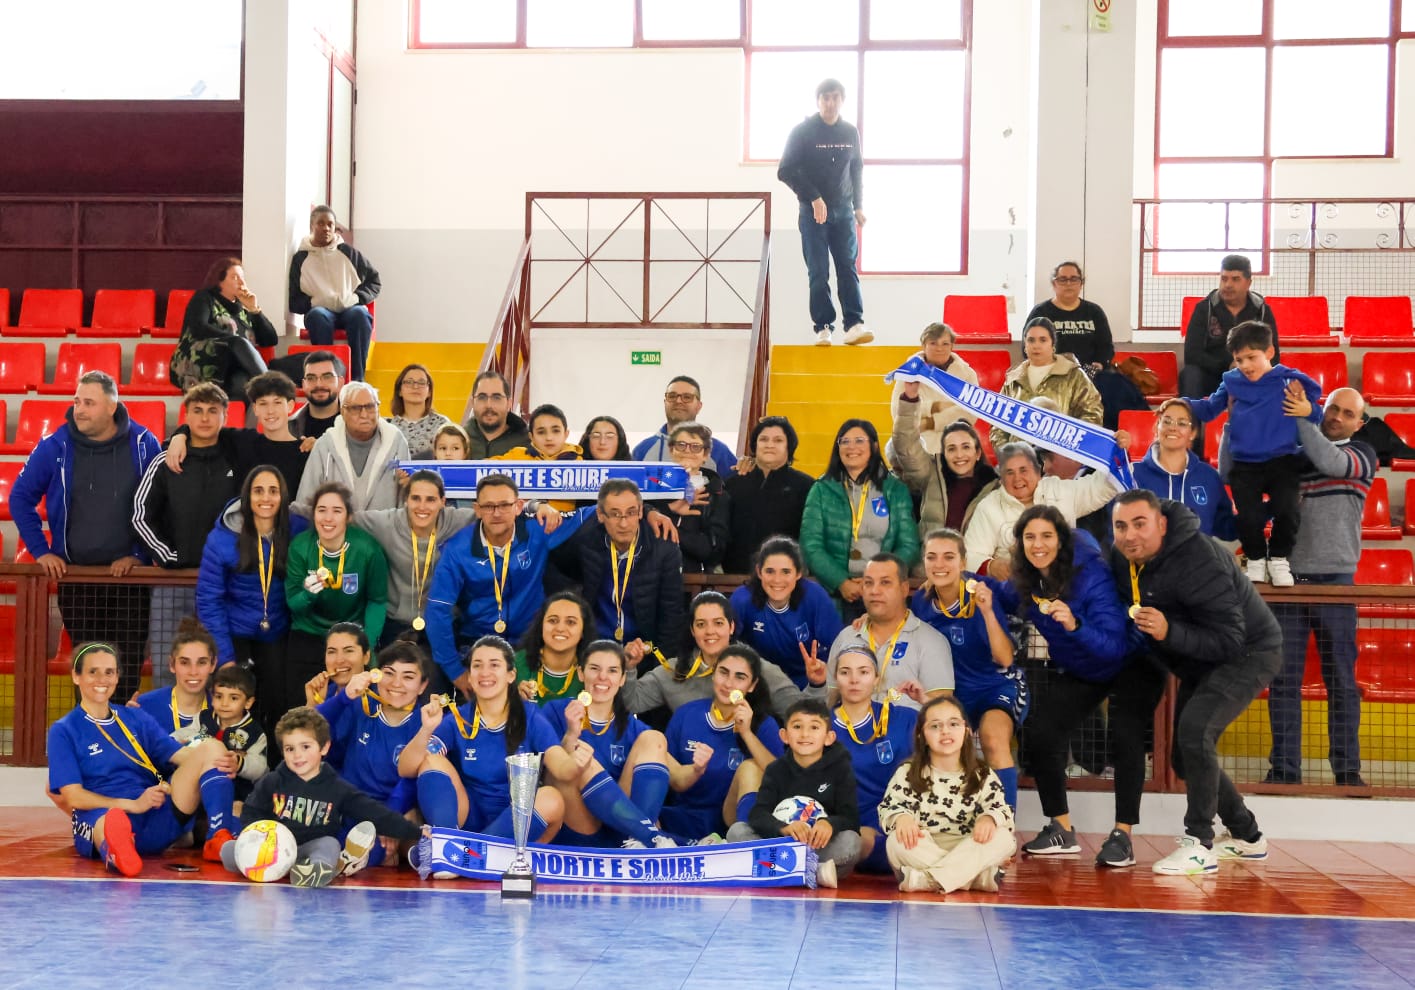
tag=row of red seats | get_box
[0,399,245,459]
[1118,408,1415,466]
[1178,294,1415,347]
[0,288,193,339]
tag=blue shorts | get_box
[71,804,189,860]
[659,804,723,844]
[955,666,1029,727]
[549,823,620,849]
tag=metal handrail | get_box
[466,235,532,422]
[736,232,772,454]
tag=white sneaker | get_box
[816,859,838,889]
[1267,557,1294,587]
[622,834,679,850]
[814,328,833,346]
[842,323,874,345]
[898,866,938,892]
[338,820,377,877]
[1245,559,1268,583]
[1152,836,1219,875]
[1214,831,1268,861]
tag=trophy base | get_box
[501,870,536,898]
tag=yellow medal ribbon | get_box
[536,663,575,698]
[361,692,413,716]
[257,534,273,629]
[866,615,908,663]
[935,579,977,619]
[837,701,890,745]
[485,533,511,630]
[678,654,714,679]
[1032,593,1056,615]
[321,543,348,589]
[93,710,164,782]
[609,537,637,640]
[169,691,209,732]
[1129,562,1145,619]
[411,528,437,622]
[848,480,871,546]
[450,703,481,740]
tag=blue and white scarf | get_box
[402,461,689,500]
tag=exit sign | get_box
[631,350,662,366]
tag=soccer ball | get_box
[772,795,826,826]
[233,820,297,882]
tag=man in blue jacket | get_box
[11,371,162,701]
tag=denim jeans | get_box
[1172,647,1281,843]
[798,201,863,332]
[1267,573,1360,779]
[304,304,373,381]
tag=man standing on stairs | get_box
[778,78,870,347]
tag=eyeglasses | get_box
[401,378,431,389]
[665,392,699,403]
[474,392,509,403]
[344,402,379,415]
[1053,276,1083,285]
[589,431,617,442]
[838,436,870,448]
[671,440,705,453]
[1159,417,1193,430]
[602,509,642,522]
[304,372,338,384]
[476,501,518,514]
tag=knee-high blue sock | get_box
[487,806,551,841]
[629,762,670,822]
[996,766,1019,811]
[581,770,659,844]
[734,792,757,826]
[199,768,235,835]
[417,770,461,828]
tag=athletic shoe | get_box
[814,328,833,346]
[898,867,938,892]
[1262,768,1301,785]
[1095,828,1136,868]
[816,859,838,889]
[1245,559,1268,583]
[1335,771,1370,788]
[691,833,724,847]
[621,835,680,850]
[842,323,874,345]
[339,820,378,876]
[970,866,1004,892]
[202,828,235,863]
[289,856,336,888]
[1267,557,1294,587]
[102,808,142,877]
[1021,819,1080,856]
[1152,836,1219,875]
[1213,831,1268,861]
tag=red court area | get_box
[4,807,1413,919]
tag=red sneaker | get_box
[103,809,142,877]
[203,828,235,863]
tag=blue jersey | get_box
[663,699,784,822]
[48,706,182,800]
[432,699,544,819]
[730,580,844,688]
[910,576,1012,698]
[133,686,209,742]
[530,699,652,777]
[319,691,430,804]
[831,702,917,831]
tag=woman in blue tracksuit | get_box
[995,505,1167,868]
[197,465,308,732]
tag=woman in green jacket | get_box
[801,419,920,619]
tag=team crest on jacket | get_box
[875,739,894,764]
[727,747,744,770]
[893,641,908,661]
[342,574,359,594]
[610,743,627,767]
[948,626,966,646]
[794,622,811,641]
[871,497,888,517]
[1190,486,1208,505]
[517,549,532,568]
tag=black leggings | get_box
[224,335,269,404]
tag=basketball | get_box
[772,796,826,826]
[233,821,297,883]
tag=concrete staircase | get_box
[365,341,485,419]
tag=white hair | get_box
[339,381,378,406]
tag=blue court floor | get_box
[2,878,1412,989]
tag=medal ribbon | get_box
[170,691,209,732]
[586,714,614,736]
[257,534,273,627]
[322,543,348,589]
[411,528,437,621]
[609,537,637,640]
[837,701,890,745]
[677,654,714,679]
[484,533,510,627]
[536,663,575,698]
[866,615,908,663]
[936,579,976,619]
[847,481,871,545]
[93,711,164,782]
[1130,562,1144,608]
[451,703,481,740]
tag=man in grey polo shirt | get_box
[824,553,954,708]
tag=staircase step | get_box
[771,344,918,374]
[770,372,895,404]
[366,342,485,417]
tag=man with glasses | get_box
[464,370,530,459]
[632,375,737,474]
[290,350,345,440]
[425,473,594,694]
[295,381,410,513]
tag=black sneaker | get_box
[1262,769,1301,785]
[1021,820,1080,856]
[289,856,336,888]
[1095,828,1135,868]
[1334,771,1369,787]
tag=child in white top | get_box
[877,694,1015,893]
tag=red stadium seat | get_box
[1117,409,1156,461]
[37,342,122,396]
[1354,548,1414,585]
[0,342,46,393]
[1355,628,1415,703]
[8,289,81,338]
[1361,352,1415,406]
[0,399,69,454]
[1179,296,1204,334]
[126,400,167,441]
[975,420,995,464]
[1383,414,1415,471]
[80,289,156,339]
[126,343,181,396]
[1343,296,1415,346]
[943,295,1011,343]
[1361,477,1401,540]
[0,460,19,521]
[959,349,1013,392]
[1264,296,1339,347]
[1202,410,1228,467]
[178,400,246,429]
[1281,350,1347,398]
[1112,350,1178,402]
[0,287,9,327]
[152,289,195,339]
[1405,479,1415,536]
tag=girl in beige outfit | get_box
[989,316,1103,452]
[887,322,979,456]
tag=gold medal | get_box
[1039,601,1054,615]
[432,693,451,709]
[494,619,507,634]
[577,691,593,707]
[369,668,384,684]
[1128,604,1141,619]
[964,579,979,594]
[316,566,332,583]
[848,548,863,560]
[412,616,426,631]
[259,619,270,632]
[729,689,743,704]
[884,687,902,704]
[614,625,624,641]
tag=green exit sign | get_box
[631,350,662,366]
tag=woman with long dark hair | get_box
[514,591,595,705]
[728,536,841,689]
[578,415,632,462]
[170,256,278,402]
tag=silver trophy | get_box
[502,752,542,898]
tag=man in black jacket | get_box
[1180,253,1282,399]
[1110,491,1281,876]
[573,479,685,671]
[133,383,240,686]
[465,370,530,459]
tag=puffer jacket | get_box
[800,472,919,593]
[989,353,1103,451]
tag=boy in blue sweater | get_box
[1187,320,1321,586]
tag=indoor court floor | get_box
[3,809,1413,989]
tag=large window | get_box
[1153,0,1408,272]
[411,0,972,275]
